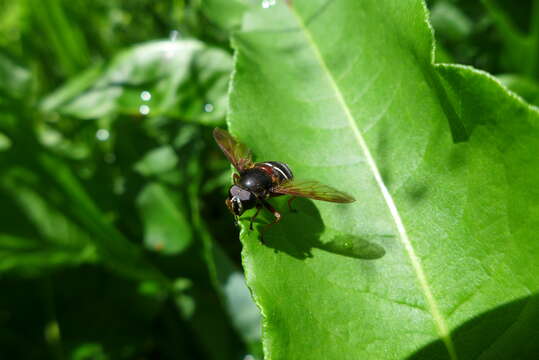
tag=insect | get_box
[213,128,355,241]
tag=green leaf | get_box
[482,0,539,77]
[0,234,97,275]
[228,1,539,359]
[497,73,539,107]
[0,53,31,99]
[55,40,232,124]
[429,2,472,42]
[35,154,169,285]
[201,0,250,31]
[0,168,98,275]
[40,62,104,113]
[134,146,179,177]
[30,0,91,75]
[136,182,193,254]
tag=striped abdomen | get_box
[255,161,293,184]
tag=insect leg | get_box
[249,205,262,231]
[233,173,240,184]
[260,200,281,243]
[287,196,298,213]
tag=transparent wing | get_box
[273,179,355,203]
[213,128,253,172]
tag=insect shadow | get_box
[250,198,387,261]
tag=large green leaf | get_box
[228,0,539,359]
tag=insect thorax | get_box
[238,168,273,195]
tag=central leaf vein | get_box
[289,4,457,359]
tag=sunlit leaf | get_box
[134,146,179,177]
[0,234,97,275]
[137,183,193,255]
[54,40,232,124]
[497,73,539,106]
[229,0,539,359]
[0,53,31,98]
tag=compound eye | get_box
[231,197,243,215]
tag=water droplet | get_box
[139,105,151,115]
[140,91,151,101]
[262,0,276,8]
[96,129,110,141]
[203,103,214,113]
[244,355,255,360]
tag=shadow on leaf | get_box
[248,198,387,261]
[407,293,539,360]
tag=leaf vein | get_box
[289,4,457,360]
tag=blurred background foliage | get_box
[0,0,537,359]
[428,0,539,106]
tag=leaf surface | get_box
[227,0,539,359]
[137,182,193,254]
[43,40,232,124]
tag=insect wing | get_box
[273,180,355,203]
[213,128,253,172]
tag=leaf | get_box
[429,2,472,42]
[201,0,250,31]
[0,53,31,99]
[39,62,104,113]
[52,40,232,124]
[136,183,193,255]
[497,73,539,107]
[134,146,179,177]
[481,0,539,77]
[20,151,168,284]
[228,1,539,359]
[0,234,97,275]
[0,167,98,275]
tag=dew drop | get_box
[96,129,110,141]
[140,90,151,101]
[262,0,276,8]
[243,355,255,360]
[203,103,214,113]
[139,104,151,115]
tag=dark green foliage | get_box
[0,0,259,359]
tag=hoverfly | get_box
[213,128,355,240]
